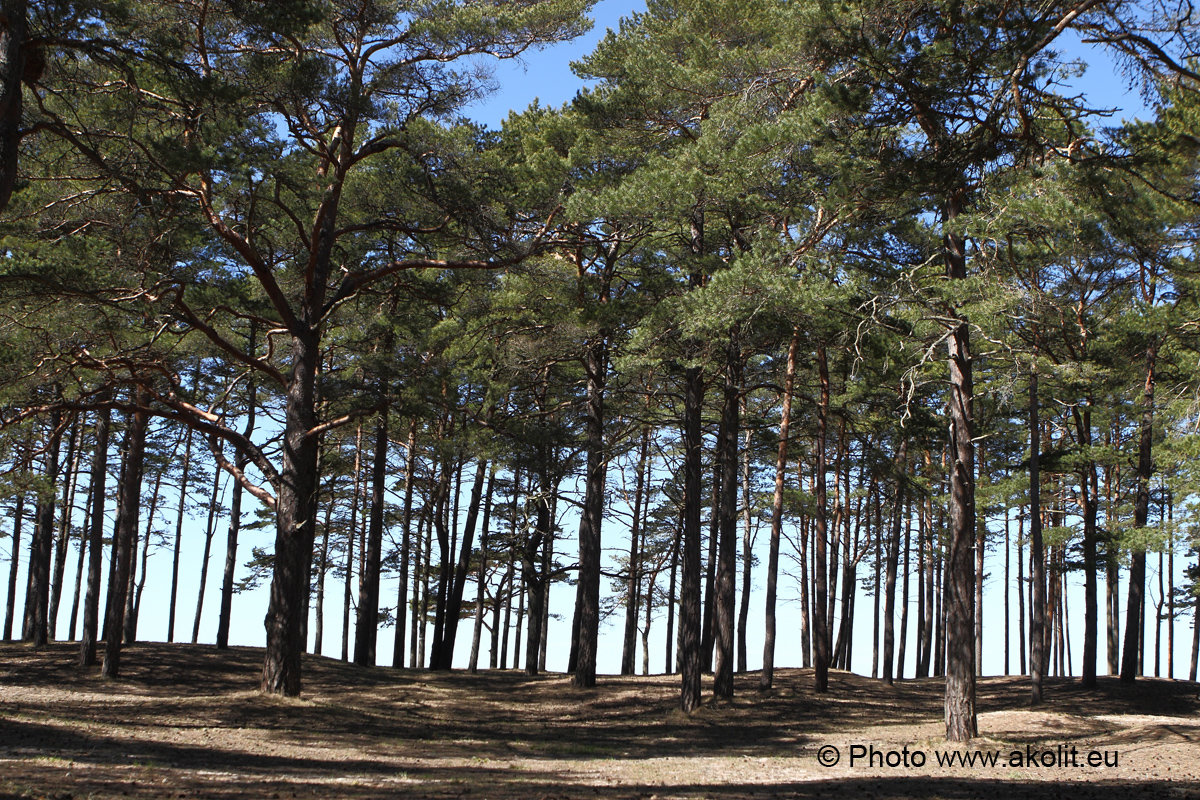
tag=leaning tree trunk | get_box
[761,326,798,690]
[103,394,148,678]
[943,197,977,742]
[1122,337,1158,683]
[437,457,488,669]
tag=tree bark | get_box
[572,337,608,688]
[713,335,740,700]
[761,326,798,690]
[261,330,322,696]
[49,416,82,640]
[191,447,223,643]
[813,344,831,692]
[79,406,110,666]
[622,424,651,675]
[353,411,389,666]
[943,199,977,742]
[167,426,194,643]
[103,395,147,678]
[23,411,62,647]
[1122,338,1158,683]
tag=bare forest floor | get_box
[1,643,1199,799]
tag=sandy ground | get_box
[1,642,1198,799]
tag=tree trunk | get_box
[1030,349,1047,702]
[3,487,25,642]
[761,326,798,690]
[353,412,389,666]
[679,357,704,711]
[882,445,904,685]
[393,419,417,668]
[943,199,977,742]
[23,411,62,647]
[192,448,223,643]
[218,356,256,649]
[0,0,29,212]
[572,334,608,688]
[167,426,194,643]
[436,456,488,670]
[261,330,322,696]
[737,403,752,674]
[103,395,148,678]
[898,497,911,680]
[1122,338,1157,683]
[79,406,110,666]
[813,344,831,692]
[622,424,651,675]
[468,466,496,672]
[713,335,740,700]
[49,416,82,640]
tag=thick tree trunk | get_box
[761,327,798,690]
[24,411,62,647]
[261,331,322,696]
[79,406,110,666]
[102,396,147,678]
[713,335,740,700]
[679,359,704,712]
[523,469,550,676]
[573,338,608,689]
[1122,338,1158,683]
[943,203,977,742]
[0,0,29,212]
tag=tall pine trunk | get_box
[261,331,322,696]
[943,197,977,742]
[1122,338,1158,683]
[760,327,798,690]
[23,411,62,647]
[713,335,740,700]
[572,338,607,688]
[78,405,110,666]
[102,394,147,678]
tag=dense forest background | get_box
[1,0,1198,743]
